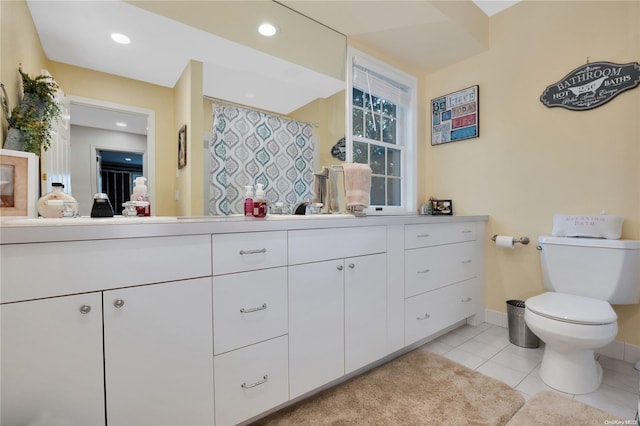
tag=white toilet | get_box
[524,236,640,394]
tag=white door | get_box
[103,278,214,426]
[1,293,105,426]
[288,260,345,398]
[345,253,388,373]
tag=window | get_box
[347,48,417,214]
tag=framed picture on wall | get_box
[0,149,38,218]
[178,124,187,169]
[431,85,479,145]
[430,199,453,215]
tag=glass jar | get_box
[37,183,78,218]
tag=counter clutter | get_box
[0,214,487,426]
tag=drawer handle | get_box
[417,313,431,321]
[462,229,473,234]
[239,248,267,255]
[241,374,268,389]
[240,303,267,314]
[461,297,473,303]
[461,260,472,264]
[79,304,92,314]
[113,299,125,308]
[417,269,430,274]
[348,263,355,269]
[417,234,431,238]
[336,265,344,271]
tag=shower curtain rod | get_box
[204,95,320,128]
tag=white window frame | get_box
[346,47,417,215]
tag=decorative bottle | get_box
[37,183,78,218]
[252,183,267,218]
[131,176,151,216]
[244,185,254,217]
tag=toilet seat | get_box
[526,292,617,325]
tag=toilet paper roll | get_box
[496,235,515,249]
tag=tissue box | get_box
[552,214,623,239]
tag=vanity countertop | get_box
[0,214,489,244]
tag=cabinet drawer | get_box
[288,226,386,265]
[212,231,287,275]
[405,222,476,249]
[213,268,288,355]
[405,242,478,298]
[0,235,212,303]
[214,336,289,426]
[405,279,479,346]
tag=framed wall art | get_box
[178,124,187,169]
[431,85,479,145]
[0,149,38,218]
[431,199,453,216]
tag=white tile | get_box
[624,342,640,365]
[515,371,572,398]
[419,340,453,356]
[485,309,507,328]
[574,383,639,421]
[490,349,540,374]
[470,329,511,350]
[450,324,485,339]
[442,348,486,370]
[601,366,640,395]
[598,355,639,375]
[502,343,545,362]
[476,360,528,388]
[457,339,503,359]
[435,331,469,348]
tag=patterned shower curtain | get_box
[208,105,315,216]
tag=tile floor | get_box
[419,323,640,421]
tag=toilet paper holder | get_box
[491,235,530,245]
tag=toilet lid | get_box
[525,292,617,325]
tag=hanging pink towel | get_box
[342,163,372,210]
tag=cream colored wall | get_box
[0,0,48,141]
[423,1,640,345]
[174,60,204,216]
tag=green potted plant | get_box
[3,67,61,154]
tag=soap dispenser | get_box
[252,183,267,218]
[244,185,254,217]
[131,176,151,216]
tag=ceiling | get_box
[26,0,519,135]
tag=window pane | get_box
[352,108,363,137]
[364,93,382,113]
[382,116,396,144]
[382,100,396,117]
[353,141,369,164]
[365,112,380,141]
[370,145,385,175]
[353,88,364,108]
[387,177,401,206]
[371,176,385,205]
[388,147,401,177]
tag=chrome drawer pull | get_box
[461,260,472,264]
[417,313,431,321]
[113,299,125,308]
[239,248,267,255]
[240,303,267,314]
[461,297,472,303]
[241,374,268,389]
[417,234,431,238]
[417,269,430,274]
[336,265,344,271]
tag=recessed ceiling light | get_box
[258,23,277,37]
[115,122,127,127]
[111,33,131,45]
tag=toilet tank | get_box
[538,236,640,304]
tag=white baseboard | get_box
[484,308,640,365]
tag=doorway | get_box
[96,149,143,215]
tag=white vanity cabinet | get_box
[0,235,215,426]
[1,293,105,426]
[211,231,289,426]
[403,222,484,345]
[288,226,387,398]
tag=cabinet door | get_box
[288,260,344,399]
[345,253,388,373]
[103,278,214,426]
[1,293,105,426]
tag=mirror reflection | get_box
[22,0,347,217]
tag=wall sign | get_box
[431,85,479,145]
[540,61,640,111]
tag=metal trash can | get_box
[506,300,539,348]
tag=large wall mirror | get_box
[25,0,346,216]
